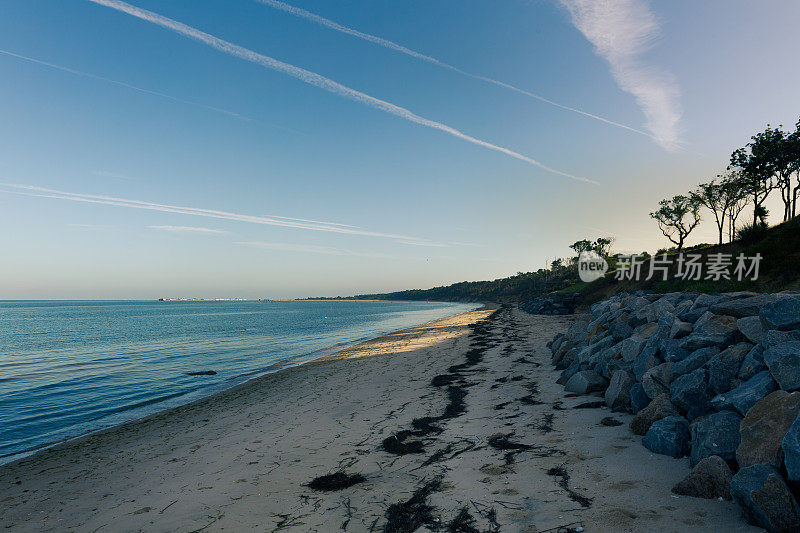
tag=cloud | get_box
[559,0,682,150]
[235,241,391,258]
[149,225,229,234]
[2,183,445,245]
[256,0,653,142]
[84,0,593,184]
[0,48,250,121]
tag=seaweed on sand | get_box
[306,471,366,491]
[383,479,441,533]
[382,431,426,455]
[448,507,480,532]
[487,433,532,451]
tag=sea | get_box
[0,299,479,464]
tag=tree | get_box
[692,179,727,245]
[790,118,800,218]
[650,195,701,251]
[721,170,748,242]
[731,129,778,226]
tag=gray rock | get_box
[763,329,800,349]
[672,346,720,377]
[711,371,777,416]
[782,413,800,484]
[629,383,650,414]
[671,455,732,499]
[632,344,661,382]
[707,343,754,395]
[620,336,648,363]
[659,338,691,363]
[764,342,800,391]
[646,299,675,323]
[730,463,800,532]
[761,296,800,331]
[738,316,766,344]
[564,370,608,394]
[690,294,726,312]
[680,312,740,351]
[630,393,680,435]
[610,321,633,341]
[690,410,742,466]
[711,294,779,318]
[605,370,635,410]
[642,362,673,399]
[642,416,690,457]
[739,345,767,381]
[670,368,714,421]
[737,390,800,469]
[670,319,693,339]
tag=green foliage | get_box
[736,221,769,244]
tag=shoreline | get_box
[1,305,757,531]
[0,302,484,467]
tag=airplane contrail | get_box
[255,0,652,142]
[0,48,248,121]
[84,0,594,184]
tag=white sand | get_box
[0,306,760,532]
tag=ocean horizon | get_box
[0,299,479,463]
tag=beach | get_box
[0,306,758,532]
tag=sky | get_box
[1,0,799,299]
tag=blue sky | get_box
[1,0,798,299]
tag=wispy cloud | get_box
[559,0,681,151]
[235,241,391,258]
[149,225,229,234]
[1,183,446,245]
[256,0,653,142]
[84,0,593,184]
[0,48,250,121]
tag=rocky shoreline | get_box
[545,291,800,532]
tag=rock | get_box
[632,344,660,381]
[689,293,725,312]
[642,416,690,457]
[672,346,720,377]
[646,299,675,323]
[642,362,673,399]
[556,363,581,385]
[761,296,800,331]
[659,338,690,363]
[670,368,714,421]
[187,370,217,376]
[764,342,800,391]
[738,316,766,344]
[671,456,732,499]
[730,463,800,532]
[782,413,800,484]
[564,370,608,395]
[620,336,648,363]
[739,345,767,381]
[680,312,741,351]
[630,393,680,435]
[670,319,693,339]
[629,383,650,414]
[690,410,742,466]
[711,294,779,318]
[711,371,777,416]
[610,321,634,341]
[763,330,800,349]
[604,370,635,410]
[737,390,800,469]
[707,343,754,395]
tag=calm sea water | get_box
[0,300,479,463]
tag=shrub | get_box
[736,221,769,244]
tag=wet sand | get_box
[0,306,759,532]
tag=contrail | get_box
[255,0,652,141]
[1,183,441,243]
[84,0,594,184]
[0,48,249,121]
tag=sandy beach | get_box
[0,306,760,532]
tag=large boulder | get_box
[671,455,732,500]
[761,296,800,331]
[564,370,608,394]
[672,346,720,377]
[630,393,680,435]
[629,383,650,414]
[670,319,693,339]
[711,294,779,318]
[620,335,648,362]
[604,370,635,410]
[730,463,800,532]
[738,316,766,344]
[739,345,767,381]
[707,343,754,395]
[659,338,690,363]
[710,371,777,417]
[763,330,800,349]
[642,416,690,457]
[646,299,675,323]
[632,344,661,381]
[680,312,740,351]
[670,368,714,421]
[764,342,800,391]
[642,362,673,399]
[690,410,742,466]
[736,390,800,469]
[782,413,800,484]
